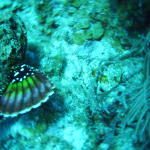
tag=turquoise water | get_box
[0,0,150,149]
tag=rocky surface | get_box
[0,13,27,95]
[0,0,149,150]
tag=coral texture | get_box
[0,14,27,95]
[0,0,150,150]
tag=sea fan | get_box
[123,47,150,141]
[0,64,54,117]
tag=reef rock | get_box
[0,14,27,95]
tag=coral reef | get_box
[0,14,27,95]
[0,0,150,150]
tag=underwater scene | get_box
[0,0,150,149]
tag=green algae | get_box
[72,22,104,44]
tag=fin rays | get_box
[0,65,54,117]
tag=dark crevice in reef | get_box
[25,43,41,67]
[111,0,150,35]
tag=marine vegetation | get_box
[122,32,150,142]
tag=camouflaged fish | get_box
[0,64,54,117]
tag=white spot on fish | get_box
[11,79,15,83]
[14,72,19,77]
[21,64,26,67]
[20,68,24,71]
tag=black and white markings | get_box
[10,64,36,83]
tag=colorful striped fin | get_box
[0,64,54,117]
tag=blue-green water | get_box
[0,0,150,150]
